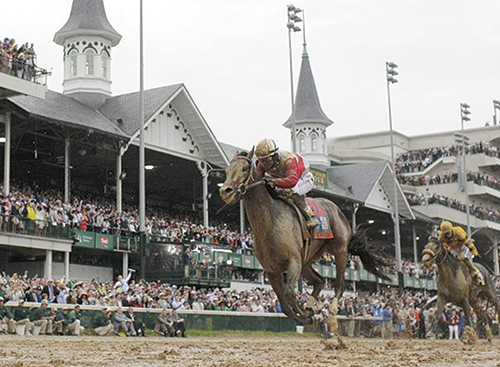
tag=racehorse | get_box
[422,237,500,340]
[219,149,388,325]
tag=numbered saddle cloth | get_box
[305,198,334,239]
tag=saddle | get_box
[274,192,334,260]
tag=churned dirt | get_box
[1,334,499,367]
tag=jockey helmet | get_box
[440,221,453,238]
[255,138,279,159]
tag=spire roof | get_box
[54,0,122,46]
[283,44,333,128]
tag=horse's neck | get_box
[244,168,274,233]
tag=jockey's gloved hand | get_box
[263,177,276,187]
[471,249,479,257]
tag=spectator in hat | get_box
[30,300,52,335]
[0,297,15,334]
[13,299,33,335]
[93,307,113,336]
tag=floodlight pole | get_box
[139,0,146,280]
[287,4,302,153]
[386,61,403,290]
[460,103,471,237]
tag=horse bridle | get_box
[422,238,448,266]
[234,156,263,197]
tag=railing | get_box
[0,216,73,240]
[399,171,500,192]
[1,54,49,85]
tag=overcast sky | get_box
[4,0,500,151]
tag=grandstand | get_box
[0,0,447,295]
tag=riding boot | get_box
[463,258,485,286]
[291,194,320,228]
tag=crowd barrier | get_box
[3,302,384,335]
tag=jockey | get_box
[255,138,320,229]
[438,221,485,286]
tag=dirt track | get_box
[1,334,499,367]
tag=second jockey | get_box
[255,138,320,229]
[438,221,485,286]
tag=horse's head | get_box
[219,148,255,205]
[422,236,442,267]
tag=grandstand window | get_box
[311,133,318,152]
[299,134,305,153]
[101,54,107,78]
[85,51,94,76]
[70,52,77,77]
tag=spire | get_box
[54,0,121,46]
[283,44,333,128]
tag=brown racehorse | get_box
[422,237,500,341]
[219,149,388,325]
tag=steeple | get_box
[53,0,122,109]
[283,43,333,165]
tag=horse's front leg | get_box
[285,259,313,324]
[268,273,294,320]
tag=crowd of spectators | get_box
[1,37,37,81]
[398,171,500,191]
[0,184,253,252]
[1,271,498,338]
[395,141,500,174]
[407,192,500,224]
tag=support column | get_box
[412,226,418,264]
[123,252,129,278]
[202,172,209,228]
[45,250,53,280]
[351,203,359,233]
[116,152,123,213]
[239,201,245,234]
[3,112,11,194]
[64,137,71,203]
[493,241,499,276]
[64,251,70,279]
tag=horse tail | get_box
[348,229,391,281]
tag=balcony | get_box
[0,57,48,99]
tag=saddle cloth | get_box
[305,198,334,239]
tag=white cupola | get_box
[283,43,333,166]
[53,0,122,109]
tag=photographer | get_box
[94,307,113,336]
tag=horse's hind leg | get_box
[302,263,325,299]
[332,244,348,303]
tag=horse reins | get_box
[234,156,264,197]
[423,241,448,266]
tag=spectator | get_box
[42,279,58,303]
[112,307,136,336]
[93,307,113,336]
[154,308,173,337]
[448,309,460,340]
[13,300,33,335]
[171,309,186,337]
[30,300,51,335]
[66,305,83,335]
[0,297,15,334]
[382,303,393,339]
[124,307,146,337]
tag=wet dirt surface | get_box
[1,335,499,367]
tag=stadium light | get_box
[145,165,154,170]
[0,137,6,143]
[287,4,302,153]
